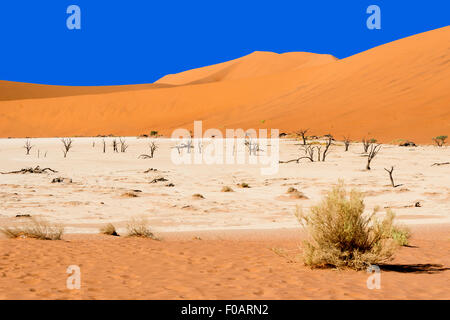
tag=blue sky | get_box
[0,0,448,85]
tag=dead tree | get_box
[245,138,262,156]
[1,166,57,174]
[362,138,377,153]
[24,139,33,155]
[343,136,351,151]
[102,139,106,153]
[61,138,73,158]
[366,144,381,170]
[139,141,158,159]
[321,137,332,161]
[279,144,315,163]
[303,145,315,162]
[119,138,128,153]
[149,141,158,158]
[384,166,400,188]
[112,139,118,153]
[297,129,309,145]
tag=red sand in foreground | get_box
[0,226,448,300]
[0,27,449,143]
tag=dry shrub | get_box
[121,192,139,198]
[126,218,159,240]
[100,223,119,236]
[192,193,205,199]
[286,187,308,199]
[221,186,234,192]
[1,217,64,240]
[237,182,250,188]
[296,182,398,270]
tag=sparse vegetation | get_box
[112,139,118,152]
[150,130,159,137]
[139,141,158,159]
[286,187,308,199]
[121,191,139,198]
[119,138,128,153]
[343,136,351,151]
[390,225,410,246]
[0,166,57,174]
[100,223,119,236]
[366,144,381,170]
[237,182,250,188]
[61,138,73,158]
[362,138,377,153]
[1,217,64,240]
[296,182,398,270]
[432,135,447,147]
[297,129,309,145]
[24,139,33,155]
[126,218,159,239]
[384,166,400,188]
[221,186,234,192]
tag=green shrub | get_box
[390,225,410,246]
[432,135,447,147]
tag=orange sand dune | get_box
[0,81,173,102]
[156,51,337,85]
[0,26,449,142]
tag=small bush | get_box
[296,182,397,270]
[390,225,410,246]
[221,186,234,192]
[432,135,447,147]
[100,223,119,236]
[286,187,308,199]
[237,182,250,188]
[121,192,139,198]
[1,218,64,240]
[126,218,159,240]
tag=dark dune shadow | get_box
[379,264,450,274]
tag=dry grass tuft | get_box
[121,192,139,198]
[221,186,234,192]
[286,187,308,199]
[0,217,64,240]
[296,181,399,270]
[100,223,119,236]
[126,218,159,240]
[237,182,250,188]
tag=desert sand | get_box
[0,26,449,142]
[0,137,449,299]
[0,138,449,232]
[0,228,449,300]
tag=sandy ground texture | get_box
[0,137,449,300]
[0,27,449,143]
[0,226,449,300]
[0,138,449,233]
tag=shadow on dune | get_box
[379,264,450,274]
